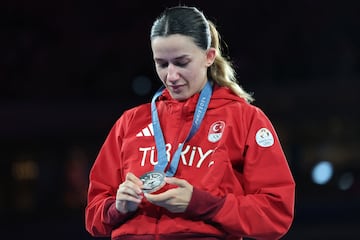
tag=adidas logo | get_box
[136,123,154,137]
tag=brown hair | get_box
[151,6,254,102]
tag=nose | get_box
[167,63,180,82]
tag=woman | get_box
[85,6,295,240]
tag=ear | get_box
[205,47,216,67]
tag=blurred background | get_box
[1,0,359,239]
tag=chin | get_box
[170,92,188,101]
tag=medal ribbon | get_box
[151,81,212,177]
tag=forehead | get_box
[151,34,203,58]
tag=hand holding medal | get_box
[139,171,166,193]
[144,177,193,213]
[116,172,144,214]
[116,171,166,214]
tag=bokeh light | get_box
[311,161,334,185]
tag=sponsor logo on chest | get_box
[139,143,214,168]
[135,120,226,169]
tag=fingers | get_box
[117,172,143,202]
[165,177,191,189]
[118,174,143,198]
[115,173,144,213]
[144,184,193,213]
[126,172,144,187]
[144,190,171,203]
[121,172,143,194]
[116,195,141,213]
[117,183,143,202]
[116,174,193,213]
[145,177,190,200]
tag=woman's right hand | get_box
[116,172,144,214]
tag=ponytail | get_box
[208,21,254,103]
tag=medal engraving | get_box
[140,171,165,193]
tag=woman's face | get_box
[151,34,215,101]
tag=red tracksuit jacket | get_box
[85,84,295,240]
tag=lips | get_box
[169,85,185,92]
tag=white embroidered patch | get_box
[255,128,274,147]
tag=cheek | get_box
[156,68,166,81]
[186,67,202,82]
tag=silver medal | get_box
[140,171,165,193]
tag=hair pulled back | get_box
[151,6,254,102]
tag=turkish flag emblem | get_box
[208,121,225,143]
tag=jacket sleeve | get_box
[85,116,132,237]
[187,106,295,239]
[217,107,295,239]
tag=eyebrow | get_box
[154,54,190,62]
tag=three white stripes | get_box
[136,123,154,137]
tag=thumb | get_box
[165,177,188,187]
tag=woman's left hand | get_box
[144,177,193,213]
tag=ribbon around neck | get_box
[150,81,212,177]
